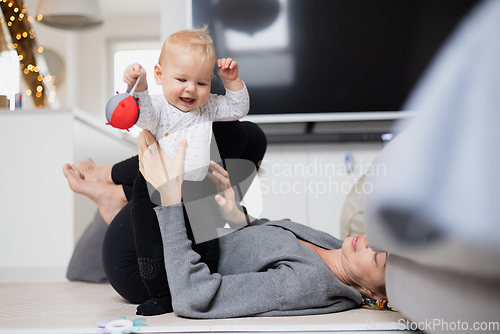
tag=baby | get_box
[124,26,249,181]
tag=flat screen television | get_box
[192,0,478,119]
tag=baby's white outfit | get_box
[134,85,249,181]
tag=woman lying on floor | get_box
[139,130,388,318]
[64,123,389,318]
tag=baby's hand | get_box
[123,63,148,92]
[217,58,244,91]
[217,58,239,82]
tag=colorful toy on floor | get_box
[105,69,143,131]
[96,316,146,334]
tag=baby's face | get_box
[157,47,214,112]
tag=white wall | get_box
[160,0,192,40]
[76,14,162,118]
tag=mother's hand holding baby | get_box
[138,130,187,207]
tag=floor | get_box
[0,282,410,333]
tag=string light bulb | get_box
[2,0,54,107]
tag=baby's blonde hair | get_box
[159,26,216,66]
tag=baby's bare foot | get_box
[63,163,127,224]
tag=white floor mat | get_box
[0,282,408,333]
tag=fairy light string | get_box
[0,0,57,107]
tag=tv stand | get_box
[242,112,416,144]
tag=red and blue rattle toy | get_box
[105,69,143,130]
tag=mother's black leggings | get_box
[102,121,267,305]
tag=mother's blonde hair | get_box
[355,286,395,311]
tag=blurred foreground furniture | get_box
[359,1,500,332]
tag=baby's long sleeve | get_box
[207,83,250,122]
[134,90,161,132]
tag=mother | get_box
[137,130,387,318]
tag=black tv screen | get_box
[193,0,478,116]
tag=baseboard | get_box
[0,267,67,283]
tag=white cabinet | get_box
[251,142,382,238]
[0,108,136,282]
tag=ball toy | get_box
[105,69,143,130]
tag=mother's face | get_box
[340,235,387,299]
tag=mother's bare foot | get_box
[63,164,86,193]
[63,164,127,224]
[77,158,113,184]
[78,158,96,178]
